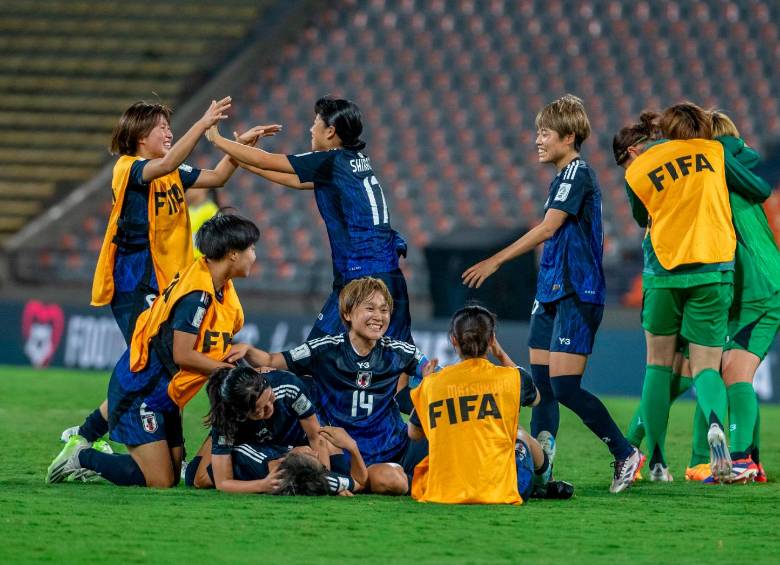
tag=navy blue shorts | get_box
[515,439,535,501]
[528,294,603,355]
[107,351,181,447]
[111,249,159,344]
[307,269,413,342]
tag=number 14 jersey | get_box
[282,333,424,465]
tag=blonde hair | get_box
[535,94,591,151]
[710,111,740,138]
[660,102,712,140]
[338,277,393,327]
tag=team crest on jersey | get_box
[554,182,571,202]
[140,403,158,433]
[356,371,372,389]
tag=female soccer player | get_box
[204,96,412,343]
[463,95,642,493]
[64,99,277,448]
[407,305,572,504]
[46,214,259,488]
[185,365,368,495]
[617,102,771,482]
[223,277,430,495]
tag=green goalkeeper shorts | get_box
[725,291,780,359]
[642,282,733,347]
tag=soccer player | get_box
[620,102,771,482]
[187,189,220,259]
[63,99,276,448]
[224,277,430,495]
[46,214,258,488]
[204,97,412,343]
[184,366,366,495]
[407,305,572,504]
[462,95,642,493]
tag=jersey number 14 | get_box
[351,390,374,417]
[362,175,389,226]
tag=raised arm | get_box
[462,208,568,288]
[207,124,295,174]
[223,344,289,370]
[142,97,231,182]
[239,164,314,190]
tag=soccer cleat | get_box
[542,480,574,500]
[648,463,673,482]
[707,423,732,482]
[92,439,113,455]
[685,464,711,481]
[536,431,556,465]
[610,447,644,494]
[755,463,767,483]
[725,458,758,484]
[46,435,90,484]
[65,440,114,483]
[60,426,80,443]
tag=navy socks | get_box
[78,408,109,443]
[79,450,146,487]
[530,364,560,438]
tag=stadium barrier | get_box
[1,298,777,403]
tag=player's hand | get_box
[199,97,231,130]
[488,338,505,361]
[338,489,354,496]
[421,358,439,379]
[461,257,500,288]
[260,468,282,493]
[223,343,251,363]
[233,124,283,147]
[319,426,357,451]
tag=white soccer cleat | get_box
[610,447,644,493]
[707,423,732,483]
[60,426,80,443]
[46,435,91,484]
[648,463,674,482]
[537,431,557,465]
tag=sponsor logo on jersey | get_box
[356,371,372,389]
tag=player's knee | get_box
[144,468,176,488]
[550,376,580,404]
[368,464,408,495]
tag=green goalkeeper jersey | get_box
[718,135,780,303]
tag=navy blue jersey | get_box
[115,160,201,250]
[211,371,317,455]
[287,149,406,282]
[281,333,423,465]
[537,158,606,305]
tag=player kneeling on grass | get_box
[407,305,572,504]
[46,213,259,488]
[224,277,431,495]
[183,366,366,495]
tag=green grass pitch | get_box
[1,366,779,563]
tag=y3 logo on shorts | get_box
[140,402,158,433]
[558,337,571,346]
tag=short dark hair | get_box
[110,101,172,155]
[660,102,712,140]
[195,212,260,260]
[205,366,270,445]
[449,304,497,359]
[315,96,366,151]
[274,452,330,496]
[612,111,661,166]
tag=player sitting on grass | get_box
[224,277,431,495]
[183,365,366,495]
[46,214,259,488]
[462,94,642,493]
[63,98,276,452]
[407,305,572,504]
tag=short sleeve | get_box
[518,367,538,407]
[548,162,588,215]
[409,408,421,428]
[279,374,316,419]
[171,291,211,334]
[281,342,317,376]
[401,345,426,377]
[128,160,149,189]
[210,427,232,456]
[177,163,202,189]
[287,151,335,184]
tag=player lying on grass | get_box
[614,106,772,483]
[462,95,642,493]
[407,305,573,504]
[224,277,431,495]
[63,99,277,451]
[185,366,367,495]
[46,214,259,488]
